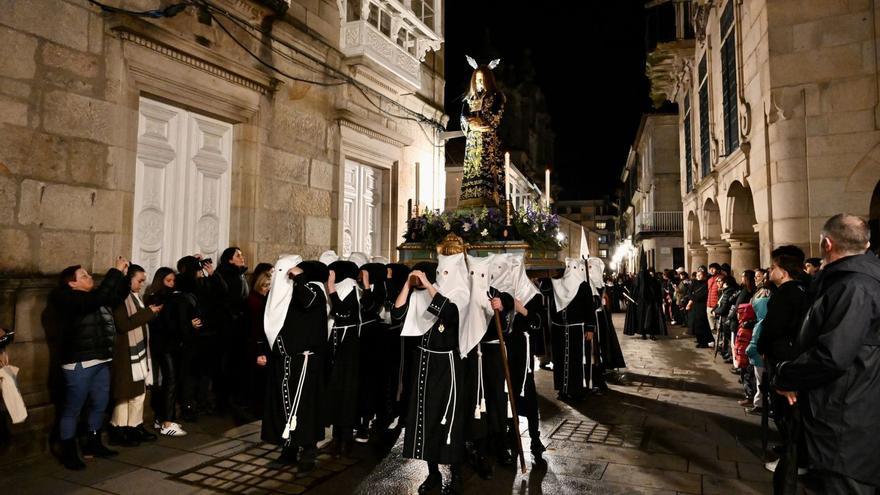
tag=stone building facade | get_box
[0,0,446,457]
[616,114,685,273]
[647,0,880,274]
[553,199,617,262]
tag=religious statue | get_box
[459,56,506,208]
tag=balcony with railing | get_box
[339,0,443,89]
[635,211,683,236]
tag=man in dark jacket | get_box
[52,257,129,470]
[775,214,880,493]
[756,244,811,485]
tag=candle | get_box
[544,168,550,207]
[504,152,511,201]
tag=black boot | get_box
[530,437,546,459]
[297,445,317,474]
[278,445,298,465]
[108,426,139,447]
[60,439,86,470]
[82,430,118,458]
[418,463,442,494]
[475,455,494,480]
[442,465,463,495]
[132,425,157,442]
[496,447,514,466]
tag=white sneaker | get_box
[765,459,778,472]
[159,422,188,437]
[708,342,715,348]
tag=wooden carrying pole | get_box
[493,309,527,473]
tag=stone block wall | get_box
[0,0,446,460]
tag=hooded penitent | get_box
[329,260,359,301]
[401,254,469,345]
[509,255,539,304]
[263,255,303,350]
[551,257,587,311]
[461,255,494,357]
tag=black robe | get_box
[326,290,361,439]
[593,289,626,370]
[393,292,466,464]
[535,278,553,360]
[357,285,385,426]
[622,281,639,336]
[549,283,596,397]
[261,275,328,447]
[507,295,543,419]
[466,293,514,442]
[636,271,667,337]
[688,279,713,345]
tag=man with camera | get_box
[52,256,130,470]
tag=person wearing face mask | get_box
[262,257,329,474]
[108,264,162,447]
[549,258,596,401]
[394,255,469,495]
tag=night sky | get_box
[444,0,654,200]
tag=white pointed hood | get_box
[552,257,586,311]
[319,250,338,266]
[348,251,369,268]
[264,254,303,350]
[461,255,494,356]
[488,253,515,295]
[510,254,540,304]
[588,257,605,297]
[401,254,471,346]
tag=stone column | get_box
[724,235,760,275]
[704,242,732,267]
[688,243,708,271]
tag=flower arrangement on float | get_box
[403,201,565,252]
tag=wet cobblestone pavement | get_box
[1,314,781,494]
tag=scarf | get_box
[124,293,153,386]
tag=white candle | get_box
[544,168,550,207]
[504,152,511,201]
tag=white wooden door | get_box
[133,97,232,277]
[342,160,383,258]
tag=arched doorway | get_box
[703,198,730,266]
[871,180,880,255]
[687,210,707,271]
[725,181,760,273]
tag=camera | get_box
[199,258,213,267]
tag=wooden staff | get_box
[493,308,527,473]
